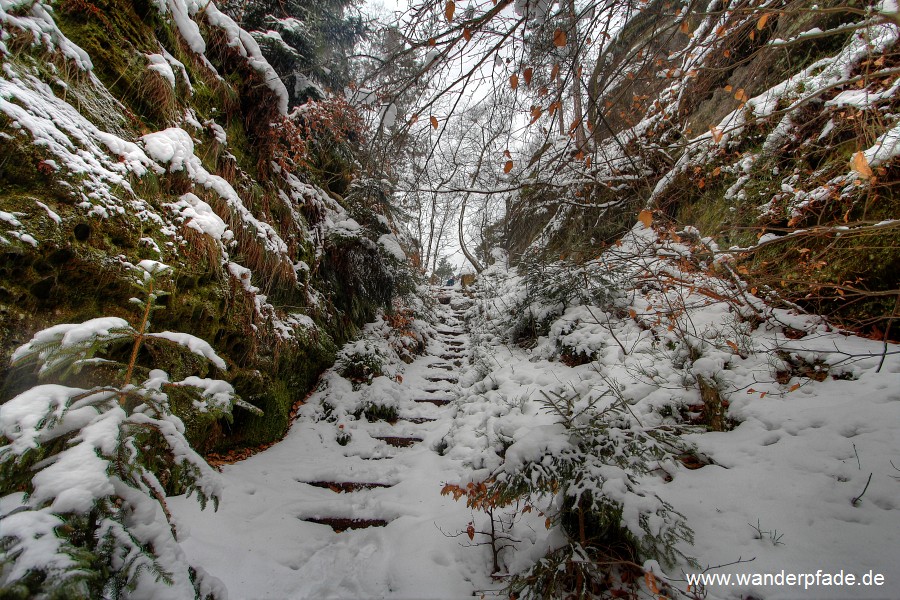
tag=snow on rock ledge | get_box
[153,0,289,115]
[141,127,291,258]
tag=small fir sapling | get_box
[489,383,696,598]
[0,260,261,599]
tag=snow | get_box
[11,316,132,365]
[142,126,197,170]
[442,231,899,598]
[201,2,289,115]
[330,216,362,236]
[174,232,900,599]
[863,122,900,167]
[0,67,149,207]
[147,331,228,370]
[141,127,291,257]
[0,0,93,70]
[147,53,176,88]
[165,192,232,243]
[178,376,237,413]
[169,298,499,598]
[35,201,61,224]
[378,233,406,260]
[379,102,398,128]
[30,417,119,512]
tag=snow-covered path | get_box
[170,290,493,599]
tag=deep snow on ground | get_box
[443,226,900,599]
[173,227,900,600]
[170,292,501,599]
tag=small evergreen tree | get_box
[433,256,455,282]
[491,382,696,598]
[226,0,365,107]
[0,261,260,599]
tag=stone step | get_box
[399,416,437,424]
[304,481,392,493]
[426,375,458,383]
[374,436,423,448]
[414,398,452,406]
[302,517,390,532]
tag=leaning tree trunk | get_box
[458,194,484,273]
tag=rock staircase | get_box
[296,286,472,532]
[171,286,485,599]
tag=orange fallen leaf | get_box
[638,209,653,228]
[757,13,769,30]
[510,73,519,89]
[430,115,439,129]
[646,571,660,594]
[445,0,455,21]
[553,28,567,47]
[503,160,513,173]
[523,67,533,85]
[463,27,471,41]
[852,151,873,178]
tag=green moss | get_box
[0,0,382,459]
[55,0,176,128]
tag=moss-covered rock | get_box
[0,0,400,455]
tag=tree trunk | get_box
[569,0,587,149]
[459,194,484,273]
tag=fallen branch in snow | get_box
[851,473,874,507]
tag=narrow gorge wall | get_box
[0,0,410,451]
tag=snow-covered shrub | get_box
[492,381,696,597]
[0,261,260,599]
[335,340,386,384]
[508,256,619,346]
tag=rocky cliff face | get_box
[511,0,899,334]
[0,0,412,451]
